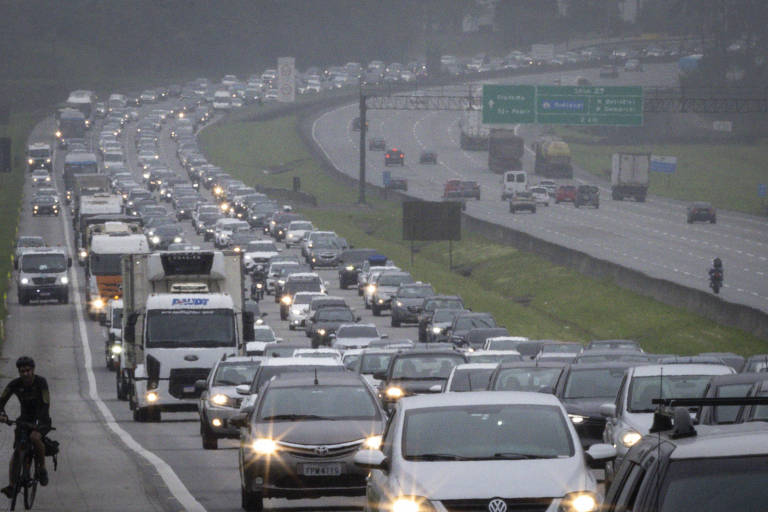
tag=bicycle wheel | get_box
[9,452,24,511]
[24,478,37,510]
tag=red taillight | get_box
[385,154,390,158]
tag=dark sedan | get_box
[31,195,60,216]
[687,201,716,224]
[337,248,379,290]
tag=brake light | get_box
[385,154,390,158]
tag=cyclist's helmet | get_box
[15,356,35,369]
[713,257,722,268]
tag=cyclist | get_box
[0,356,51,497]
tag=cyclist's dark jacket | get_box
[0,376,51,426]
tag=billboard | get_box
[403,201,461,241]
[277,57,295,103]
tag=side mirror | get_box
[599,403,616,418]
[194,379,208,392]
[235,384,251,396]
[373,371,387,381]
[353,450,388,471]
[381,334,388,339]
[585,443,616,469]
[228,413,249,429]
[324,281,329,288]
[429,384,443,393]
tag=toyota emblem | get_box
[488,498,507,512]
[313,446,329,456]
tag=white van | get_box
[502,171,527,200]
[212,90,232,110]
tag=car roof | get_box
[668,422,768,459]
[260,357,342,367]
[400,390,563,411]
[216,356,263,365]
[630,364,733,377]
[266,372,368,389]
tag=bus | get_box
[66,90,96,126]
[56,108,87,147]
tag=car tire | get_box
[575,202,580,208]
[241,487,263,511]
[339,281,347,290]
[288,324,294,331]
[711,217,716,224]
[391,316,400,327]
[116,373,129,401]
[59,291,69,304]
[133,407,149,422]
[372,304,381,316]
[311,338,319,349]
[201,423,218,450]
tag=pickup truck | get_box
[509,191,537,214]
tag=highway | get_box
[311,63,768,314]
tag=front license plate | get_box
[302,463,343,476]
[183,385,195,393]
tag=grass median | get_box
[199,114,766,355]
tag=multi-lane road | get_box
[311,63,768,314]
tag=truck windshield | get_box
[89,253,122,275]
[146,309,235,348]
[21,254,67,273]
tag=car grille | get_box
[168,368,210,399]
[576,417,606,442]
[276,439,363,459]
[407,306,421,313]
[32,277,57,285]
[440,498,553,511]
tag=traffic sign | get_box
[482,85,643,126]
[277,57,295,103]
[650,155,677,173]
[759,184,767,197]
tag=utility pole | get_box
[358,87,367,204]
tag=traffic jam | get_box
[15,73,768,512]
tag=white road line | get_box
[60,207,206,512]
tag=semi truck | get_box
[63,152,99,200]
[533,138,573,179]
[119,251,253,422]
[55,108,87,147]
[611,152,650,202]
[459,110,490,150]
[488,128,524,173]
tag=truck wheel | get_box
[148,407,161,422]
[18,292,29,305]
[637,195,646,203]
[116,373,128,401]
[242,487,263,511]
[59,291,69,304]
[201,423,218,450]
[133,407,149,422]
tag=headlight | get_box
[151,236,160,244]
[431,326,442,334]
[281,295,292,305]
[143,172,150,179]
[55,130,62,138]
[345,265,355,271]
[568,414,586,425]
[561,491,599,512]
[20,277,29,285]
[45,158,51,163]
[377,298,384,304]
[621,431,642,448]
[45,176,51,182]
[251,438,278,455]
[79,249,88,259]
[92,298,105,310]
[396,301,403,307]
[255,282,263,289]
[363,435,382,450]
[220,203,229,211]
[317,329,326,336]
[367,284,376,294]
[277,279,285,286]
[28,158,34,165]
[146,390,159,403]
[386,387,404,399]
[110,344,123,355]
[392,496,434,512]
[59,276,69,284]
[210,393,230,406]
[173,236,182,243]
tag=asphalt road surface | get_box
[311,63,768,313]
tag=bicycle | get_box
[4,420,56,511]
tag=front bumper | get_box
[200,404,242,438]
[372,296,392,310]
[19,284,67,300]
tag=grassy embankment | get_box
[555,127,768,216]
[199,115,766,356]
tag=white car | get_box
[242,240,281,274]
[331,323,383,351]
[287,291,325,330]
[444,363,498,392]
[531,186,550,206]
[213,218,250,248]
[539,179,557,196]
[292,348,342,361]
[355,391,615,512]
[244,325,281,356]
[30,169,52,186]
[283,220,314,247]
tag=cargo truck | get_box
[533,138,573,178]
[63,152,99,201]
[120,251,253,422]
[459,110,490,150]
[611,152,650,202]
[488,128,524,173]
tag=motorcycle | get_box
[709,269,723,294]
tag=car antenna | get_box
[314,368,319,386]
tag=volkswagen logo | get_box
[488,498,507,512]
[184,355,199,361]
[313,446,329,456]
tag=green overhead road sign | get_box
[482,85,643,126]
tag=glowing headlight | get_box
[396,301,403,307]
[45,158,51,163]
[345,265,355,271]
[233,247,241,252]
[20,277,29,285]
[363,435,382,450]
[92,298,105,310]
[251,438,278,455]
[151,236,160,244]
[45,176,51,182]
[173,236,182,243]
[568,414,586,425]
[277,279,285,286]
[255,282,263,289]
[317,329,326,336]
[210,394,229,406]
[146,391,159,403]
[110,344,123,355]
[431,326,442,334]
[386,387,404,399]
[143,172,150,179]
[392,496,433,512]
[366,284,376,294]
[55,130,62,138]
[211,418,222,427]
[562,492,598,512]
[281,295,292,305]
[28,158,34,165]
[377,298,384,304]
[80,249,88,259]
[621,431,642,448]
[59,276,69,284]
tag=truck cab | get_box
[15,247,72,305]
[27,142,52,171]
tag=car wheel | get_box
[391,316,400,327]
[339,281,347,290]
[18,292,29,305]
[201,423,218,450]
[241,486,263,511]
[59,291,69,304]
[372,304,381,316]
[711,217,716,224]
[575,202,580,208]
[116,373,128,401]
[288,324,294,331]
[133,407,149,422]
[311,338,319,349]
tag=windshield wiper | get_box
[260,414,328,421]
[215,380,241,386]
[408,453,469,461]
[492,452,559,460]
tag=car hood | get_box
[395,457,594,500]
[333,337,380,349]
[623,411,654,435]
[254,419,383,445]
[562,398,611,418]
[390,378,446,394]
[395,298,425,307]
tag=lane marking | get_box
[59,165,207,512]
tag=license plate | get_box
[302,463,342,476]
[183,385,195,393]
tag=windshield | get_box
[252,328,276,342]
[492,367,563,391]
[286,280,321,294]
[18,238,45,248]
[361,353,395,374]
[378,274,413,287]
[65,162,98,174]
[251,365,344,393]
[628,375,715,413]
[487,339,525,350]
[21,254,66,273]
[398,286,434,298]
[659,457,768,512]
[455,316,495,331]
[29,149,50,158]
[712,383,756,424]
[337,326,378,338]
[145,309,235,348]
[403,404,573,460]
[89,253,122,275]
[248,242,278,252]
[564,368,627,399]
[433,310,461,323]
[424,299,463,312]
[316,309,355,322]
[542,344,581,354]
[449,369,495,392]
[313,239,339,250]
[391,355,464,379]
[293,294,320,305]
[258,385,380,421]
[289,222,312,230]
[111,307,123,327]
[213,363,260,386]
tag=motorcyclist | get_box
[0,356,51,497]
[709,257,723,289]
